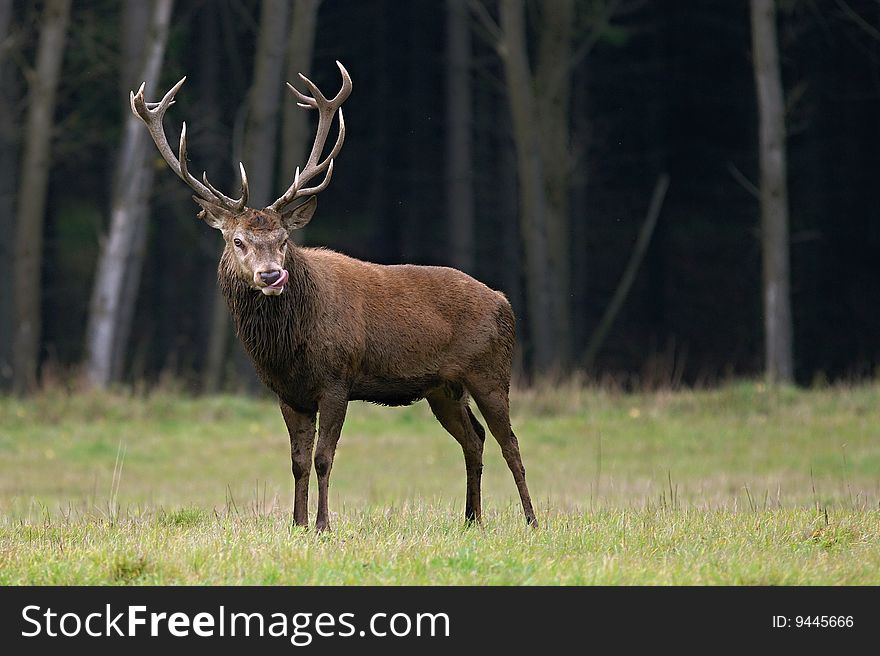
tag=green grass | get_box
[1,382,878,584]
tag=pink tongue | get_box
[270,269,289,288]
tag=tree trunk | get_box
[0,0,18,390]
[84,0,173,389]
[110,0,161,383]
[119,0,151,107]
[570,63,590,363]
[368,0,392,262]
[750,0,794,384]
[280,0,320,212]
[199,5,233,394]
[498,0,556,375]
[11,0,71,394]
[203,292,231,393]
[110,207,150,382]
[400,1,427,263]
[244,0,291,207]
[233,0,292,392]
[535,0,574,366]
[500,115,525,380]
[445,0,474,273]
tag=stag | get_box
[131,62,536,531]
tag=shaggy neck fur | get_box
[218,244,319,395]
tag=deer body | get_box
[132,62,537,530]
[222,245,515,411]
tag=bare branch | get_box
[583,174,670,369]
[726,161,760,199]
[568,0,623,74]
[467,0,503,51]
[835,0,880,41]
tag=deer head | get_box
[130,61,352,296]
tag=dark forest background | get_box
[1,0,879,394]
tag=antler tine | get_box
[330,60,353,105]
[297,159,335,197]
[130,83,145,115]
[293,108,345,185]
[297,72,330,105]
[291,62,353,112]
[181,122,245,209]
[130,75,180,122]
[130,76,185,125]
[288,81,319,108]
[130,76,246,211]
[201,172,238,208]
[323,108,345,165]
[178,121,196,190]
[301,107,345,181]
[270,62,352,212]
[201,162,249,210]
[237,162,249,208]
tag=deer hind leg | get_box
[427,386,486,524]
[467,381,538,528]
[314,390,348,532]
[280,402,316,528]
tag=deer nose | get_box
[259,270,282,286]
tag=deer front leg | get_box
[314,390,348,532]
[280,402,317,528]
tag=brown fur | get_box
[222,245,512,409]
[199,197,537,531]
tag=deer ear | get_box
[192,196,235,231]
[282,196,317,232]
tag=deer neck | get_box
[218,244,317,364]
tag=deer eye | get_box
[233,238,244,248]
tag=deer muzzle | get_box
[259,269,289,296]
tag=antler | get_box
[130,77,249,211]
[269,61,352,212]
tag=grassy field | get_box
[0,382,878,584]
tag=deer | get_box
[130,61,537,531]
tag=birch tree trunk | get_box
[750,0,794,384]
[0,0,18,390]
[84,0,174,389]
[11,0,71,394]
[110,0,160,383]
[119,0,151,105]
[446,0,474,273]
